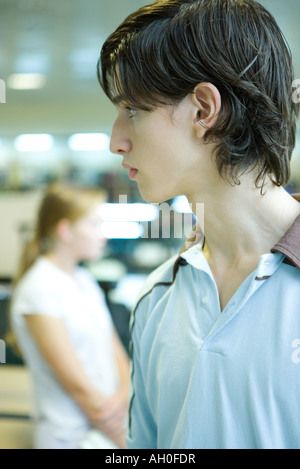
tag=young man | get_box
[98,0,300,449]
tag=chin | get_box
[138,185,174,205]
[80,252,102,263]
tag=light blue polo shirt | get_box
[126,213,300,449]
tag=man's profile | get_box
[98,0,300,449]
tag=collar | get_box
[180,194,300,270]
[271,194,300,269]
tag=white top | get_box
[11,256,120,441]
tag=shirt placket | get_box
[181,248,285,350]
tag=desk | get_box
[0,365,33,416]
[0,418,34,449]
[0,365,34,449]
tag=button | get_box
[178,258,188,266]
[202,296,208,305]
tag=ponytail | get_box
[14,235,42,287]
[6,235,42,359]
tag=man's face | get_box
[109,95,212,204]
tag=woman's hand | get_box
[90,390,128,448]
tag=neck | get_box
[187,177,300,264]
[45,247,78,278]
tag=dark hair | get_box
[98,0,299,189]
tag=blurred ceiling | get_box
[0,0,300,140]
[0,0,150,136]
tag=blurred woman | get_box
[9,182,130,450]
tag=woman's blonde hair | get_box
[6,182,107,356]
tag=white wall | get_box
[0,191,42,278]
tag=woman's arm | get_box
[23,314,126,444]
[94,328,131,449]
[24,315,104,417]
[113,328,130,403]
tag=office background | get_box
[0,0,300,447]
[1,0,300,342]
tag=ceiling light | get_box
[68,133,110,151]
[100,203,159,222]
[7,73,46,90]
[14,134,54,152]
[100,222,144,239]
[172,195,193,213]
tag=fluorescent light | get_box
[7,73,46,90]
[172,195,193,213]
[14,53,49,74]
[100,222,144,239]
[100,203,159,222]
[68,133,110,151]
[15,134,54,152]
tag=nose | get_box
[110,119,132,155]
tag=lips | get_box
[122,161,137,171]
[122,161,139,180]
[128,168,138,180]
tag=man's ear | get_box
[192,82,221,135]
